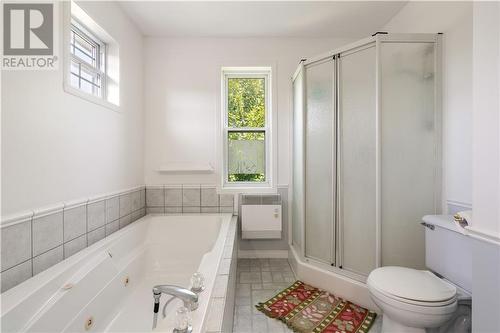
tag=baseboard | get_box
[237,249,288,258]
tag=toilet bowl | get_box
[365,215,473,333]
[367,266,459,333]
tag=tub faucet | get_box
[153,285,198,311]
[152,285,198,329]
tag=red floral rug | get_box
[256,281,377,333]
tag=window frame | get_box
[62,1,119,111]
[221,67,274,191]
[69,18,107,99]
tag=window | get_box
[69,19,106,98]
[222,67,274,189]
[63,1,119,109]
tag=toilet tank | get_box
[422,215,472,293]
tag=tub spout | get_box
[152,285,199,312]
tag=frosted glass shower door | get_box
[304,59,335,264]
[338,45,377,275]
[380,42,437,269]
[292,66,305,249]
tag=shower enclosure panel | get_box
[337,44,377,276]
[291,33,441,281]
[380,41,439,269]
[304,58,336,265]
[292,64,305,251]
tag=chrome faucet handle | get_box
[152,289,162,329]
[152,284,199,324]
[184,301,198,311]
[173,326,193,333]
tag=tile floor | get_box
[232,258,382,333]
[233,258,294,333]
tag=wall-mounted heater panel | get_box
[241,194,282,239]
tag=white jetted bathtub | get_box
[1,214,235,333]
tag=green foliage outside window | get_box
[228,78,265,129]
[227,77,266,182]
[228,173,266,182]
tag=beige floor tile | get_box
[239,271,262,283]
[235,258,295,333]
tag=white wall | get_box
[472,2,500,237]
[143,37,353,187]
[471,2,500,332]
[383,1,473,212]
[1,1,144,216]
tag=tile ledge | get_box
[2,186,146,226]
[0,211,34,227]
[63,198,89,210]
[145,185,165,189]
[33,203,65,219]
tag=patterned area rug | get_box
[256,281,377,333]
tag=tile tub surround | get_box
[0,186,146,293]
[204,216,238,333]
[145,185,235,214]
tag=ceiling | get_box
[119,1,407,38]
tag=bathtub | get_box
[1,213,236,333]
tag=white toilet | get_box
[367,215,472,333]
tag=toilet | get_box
[367,215,472,333]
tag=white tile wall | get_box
[63,205,86,242]
[87,201,105,232]
[32,212,63,256]
[146,187,164,207]
[64,234,87,258]
[205,217,238,333]
[119,193,132,217]
[106,197,120,223]
[183,186,201,206]
[1,260,32,292]
[87,226,105,246]
[0,187,146,293]
[146,184,235,214]
[165,186,182,206]
[1,184,230,293]
[105,220,119,236]
[1,219,31,271]
[201,187,219,206]
[33,245,63,275]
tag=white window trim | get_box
[70,18,107,99]
[62,1,119,112]
[219,66,277,193]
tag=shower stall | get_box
[291,33,442,282]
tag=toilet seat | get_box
[369,283,456,307]
[367,267,460,331]
[367,266,457,305]
[369,283,457,314]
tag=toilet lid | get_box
[367,266,456,303]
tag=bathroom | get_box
[1,1,500,332]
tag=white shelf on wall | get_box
[156,163,214,174]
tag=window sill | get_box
[219,184,277,194]
[63,82,120,112]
